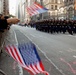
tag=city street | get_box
[0,25,76,75]
[0,0,76,75]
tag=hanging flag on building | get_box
[5,42,49,75]
[26,2,48,16]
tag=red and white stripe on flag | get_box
[5,43,49,75]
[26,2,48,16]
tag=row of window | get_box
[50,0,58,3]
[47,5,58,10]
[51,5,57,10]
[64,0,74,3]
[65,0,73,2]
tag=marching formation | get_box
[31,19,76,35]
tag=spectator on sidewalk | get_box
[0,15,20,53]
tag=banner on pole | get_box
[26,2,48,16]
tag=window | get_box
[55,5,57,10]
[51,5,53,10]
[55,0,57,3]
[51,0,54,3]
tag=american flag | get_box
[5,42,49,75]
[27,2,48,16]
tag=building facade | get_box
[43,0,64,19]
[0,0,3,14]
[64,0,74,19]
[25,0,34,23]
[16,0,76,22]
[0,0,9,15]
[74,0,76,18]
[16,0,25,22]
[16,0,33,23]
[3,0,9,15]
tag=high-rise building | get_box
[3,0,9,15]
[0,0,9,15]
[16,0,32,23]
[16,0,25,22]
[74,0,76,18]
[0,0,3,14]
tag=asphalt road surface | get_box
[1,25,76,75]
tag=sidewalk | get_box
[0,27,20,75]
[0,50,19,75]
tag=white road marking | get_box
[30,33,48,39]
[69,48,76,52]
[30,34,36,37]
[59,51,63,53]
[13,29,23,75]
[73,55,76,58]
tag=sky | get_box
[9,0,16,15]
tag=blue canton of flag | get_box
[5,42,49,75]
